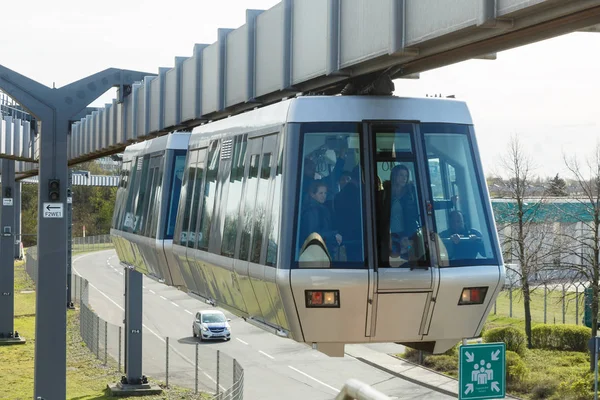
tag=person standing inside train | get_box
[379,164,420,264]
[334,166,362,262]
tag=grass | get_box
[398,312,596,399]
[1,261,212,400]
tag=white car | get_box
[192,310,231,341]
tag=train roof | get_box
[122,131,190,162]
[189,95,473,143]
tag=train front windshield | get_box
[293,122,498,269]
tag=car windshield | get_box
[201,313,226,323]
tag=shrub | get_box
[423,354,457,372]
[530,379,558,399]
[401,346,423,363]
[557,374,594,400]
[483,326,527,356]
[531,325,591,352]
[443,343,459,357]
[506,350,529,384]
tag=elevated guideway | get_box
[2,0,600,179]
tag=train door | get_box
[367,122,439,341]
[237,133,281,326]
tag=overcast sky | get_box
[2,0,599,179]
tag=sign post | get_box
[459,342,506,400]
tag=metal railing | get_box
[24,235,244,399]
[1,90,34,121]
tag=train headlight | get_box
[458,287,488,305]
[305,290,340,308]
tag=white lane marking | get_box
[236,338,248,345]
[185,310,193,315]
[149,290,156,294]
[160,295,167,301]
[171,301,180,308]
[288,366,340,393]
[119,271,123,275]
[259,350,275,360]
[73,262,221,388]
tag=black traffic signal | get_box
[48,179,60,201]
[4,187,11,198]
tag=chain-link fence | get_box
[72,234,113,253]
[24,237,245,399]
[150,337,244,399]
[492,281,586,326]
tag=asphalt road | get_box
[73,250,454,399]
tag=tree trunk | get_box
[523,280,533,348]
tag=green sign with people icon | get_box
[459,342,506,400]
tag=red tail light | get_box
[305,290,340,308]
[458,287,488,305]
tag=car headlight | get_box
[201,324,208,332]
[225,323,231,330]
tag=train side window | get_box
[422,123,497,266]
[188,157,206,249]
[176,149,199,246]
[239,154,260,261]
[112,160,131,229]
[221,135,247,257]
[165,153,186,239]
[266,140,284,267]
[122,158,142,232]
[132,156,151,234]
[294,122,365,268]
[250,152,272,264]
[142,166,157,237]
[197,141,220,251]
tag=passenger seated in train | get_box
[300,181,343,259]
[333,166,362,262]
[439,210,484,260]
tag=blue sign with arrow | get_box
[459,342,506,399]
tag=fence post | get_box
[576,285,580,325]
[96,314,100,358]
[118,326,122,373]
[562,284,566,324]
[216,350,220,395]
[509,286,513,318]
[104,321,108,365]
[544,285,547,324]
[195,343,199,394]
[166,336,169,388]
[233,359,237,397]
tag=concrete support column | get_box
[124,267,143,383]
[34,113,69,400]
[0,159,17,340]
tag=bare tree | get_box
[497,136,554,348]
[561,144,600,371]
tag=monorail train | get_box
[111,95,506,356]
